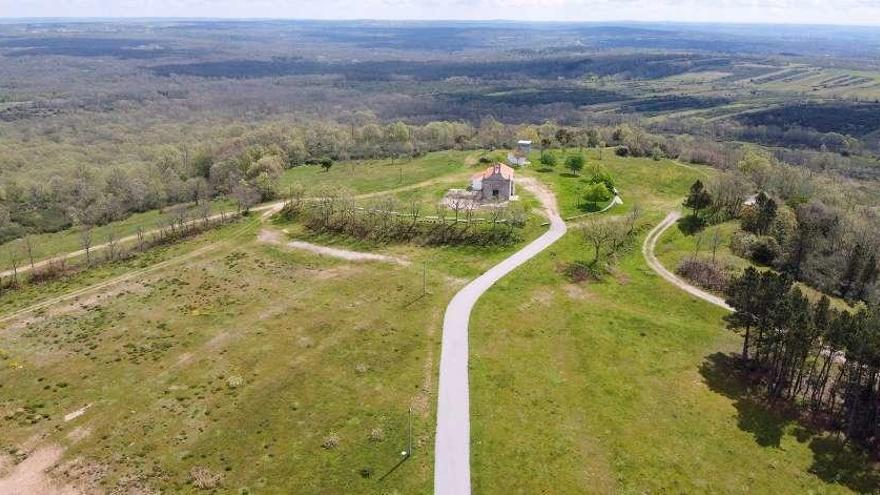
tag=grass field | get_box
[278,151,475,195]
[1,149,874,493]
[469,157,870,493]
[0,217,465,493]
[0,199,236,272]
[0,150,536,493]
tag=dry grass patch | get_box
[189,465,223,490]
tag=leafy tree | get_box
[539,153,557,169]
[583,182,612,204]
[742,192,777,235]
[683,180,712,217]
[565,154,585,175]
[555,128,574,153]
[589,171,615,191]
[539,137,553,158]
[320,158,334,172]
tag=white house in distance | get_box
[507,140,532,166]
[471,162,516,201]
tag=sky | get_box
[2,0,880,26]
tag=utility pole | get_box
[405,407,413,459]
[422,262,428,295]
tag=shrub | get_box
[539,153,557,168]
[730,230,779,265]
[730,230,758,259]
[322,432,340,449]
[369,427,385,442]
[588,171,615,191]
[750,236,780,265]
[615,146,630,157]
[676,258,731,292]
[189,466,223,490]
[583,182,612,204]
[565,154,585,174]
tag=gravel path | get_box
[257,229,408,264]
[642,211,732,311]
[433,178,567,495]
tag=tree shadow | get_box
[700,352,880,493]
[579,202,604,213]
[677,214,705,235]
[536,167,555,173]
[699,353,791,448]
[559,172,580,178]
[807,436,880,493]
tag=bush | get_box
[583,182,612,204]
[730,230,758,259]
[539,153,557,168]
[751,236,780,265]
[676,258,731,292]
[189,466,223,490]
[565,154,585,174]
[615,146,630,157]
[588,171,615,191]
[565,261,604,282]
[322,432,340,449]
[730,230,779,265]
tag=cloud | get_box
[2,0,880,25]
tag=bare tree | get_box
[80,227,93,266]
[624,204,643,236]
[711,229,723,264]
[9,252,19,286]
[692,232,705,258]
[581,218,616,265]
[136,226,146,252]
[106,230,119,261]
[24,236,36,270]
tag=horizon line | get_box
[0,17,879,29]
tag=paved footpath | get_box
[433,179,567,495]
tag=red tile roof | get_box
[472,162,515,180]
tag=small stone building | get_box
[507,140,532,166]
[471,163,516,201]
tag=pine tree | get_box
[683,180,712,218]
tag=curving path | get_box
[642,211,732,311]
[433,178,567,495]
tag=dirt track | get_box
[642,211,733,311]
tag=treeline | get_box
[2,204,241,294]
[726,268,880,457]
[3,115,875,257]
[670,141,880,305]
[281,189,526,246]
[0,118,674,245]
[652,116,879,168]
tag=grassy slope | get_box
[278,151,474,195]
[0,150,475,273]
[0,199,235,269]
[469,155,864,493]
[0,149,534,493]
[0,219,457,493]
